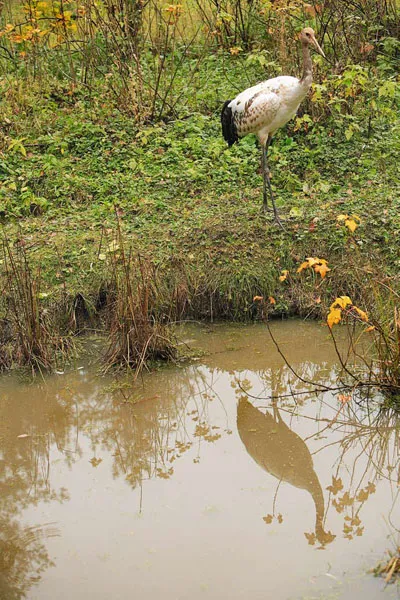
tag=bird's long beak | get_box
[312,37,326,59]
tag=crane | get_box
[221,27,325,227]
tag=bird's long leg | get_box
[262,136,283,228]
[262,142,269,212]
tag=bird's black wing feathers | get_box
[221,100,238,146]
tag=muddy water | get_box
[1,321,400,600]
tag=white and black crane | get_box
[221,27,325,226]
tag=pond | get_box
[1,321,399,600]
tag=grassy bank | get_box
[1,73,399,313]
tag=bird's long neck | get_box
[311,479,324,531]
[300,42,313,89]
[311,478,332,546]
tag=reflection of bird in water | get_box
[237,397,335,547]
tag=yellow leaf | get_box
[269,296,276,305]
[330,296,352,310]
[253,295,263,302]
[365,325,375,332]
[279,269,289,282]
[306,257,319,267]
[353,306,368,322]
[327,308,342,329]
[298,257,330,275]
[337,214,349,222]
[345,219,358,233]
[297,261,309,273]
[314,263,331,279]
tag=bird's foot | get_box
[261,203,271,214]
[273,215,285,230]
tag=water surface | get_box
[1,322,399,599]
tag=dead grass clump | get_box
[0,237,72,373]
[102,229,176,373]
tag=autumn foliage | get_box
[327,296,369,330]
[297,257,330,279]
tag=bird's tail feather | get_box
[221,100,238,147]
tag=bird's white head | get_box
[299,27,326,58]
